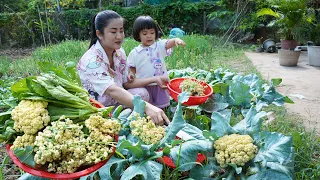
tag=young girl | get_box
[123,16,186,108]
[77,10,169,125]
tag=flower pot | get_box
[278,49,300,66]
[281,40,297,50]
[307,46,320,66]
[263,39,276,53]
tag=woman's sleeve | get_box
[127,51,136,68]
[87,72,115,96]
[78,55,116,96]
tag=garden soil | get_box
[246,51,320,134]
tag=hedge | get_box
[0,1,217,47]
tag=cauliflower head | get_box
[130,114,166,145]
[85,114,121,135]
[34,119,87,173]
[214,134,258,167]
[84,114,120,164]
[11,100,50,135]
[179,78,207,96]
[10,134,36,150]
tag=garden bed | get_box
[0,35,319,179]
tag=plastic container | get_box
[6,99,117,179]
[167,78,213,106]
[262,39,276,53]
[307,46,320,66]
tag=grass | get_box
[264,106,320,179]
[1,35,319,179]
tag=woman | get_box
[77,10,170,125]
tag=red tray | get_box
[167,77,213,106]
[6,99,117,179]
[6,136,118,179]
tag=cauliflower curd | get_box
[11,100,50,135]
[130,114,166,145]
[10,134,36,150]
[85,114,121,164]
[214,134,258,167]
[179,78,207,96]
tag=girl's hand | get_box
[174,38,186,48]
[145,103,170,125]
[127,72,135,83]
[155,75,170,89]
[127,67,136,83]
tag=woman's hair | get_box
[132,16,159,42]
[89,10,122,49]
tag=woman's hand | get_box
[155,75,170,89]
[145,103,170,125]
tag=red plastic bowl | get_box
[167,78,213,106]
[6,99,117,179]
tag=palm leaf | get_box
[257,8,281,19]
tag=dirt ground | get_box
[245,51,320,134]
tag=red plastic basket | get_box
[167,78,213,106]
[6,99,117,179]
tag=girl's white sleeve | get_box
[158,39,172,57]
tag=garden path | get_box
[246,51,320,134]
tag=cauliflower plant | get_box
[11,100,50,135]
[214,134,258,167]
[130,114,166,145]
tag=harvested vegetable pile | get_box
[179,78,207,96]
[0,73,121,173]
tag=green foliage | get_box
[0,0,28,13]
[0,2,217,47]
[263,105,320,180]
[208,0,272,39]
[256,0,308,40]
[13,146,36,167]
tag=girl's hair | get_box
[89,10,122,49]
[132,16,159,42]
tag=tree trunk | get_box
[99,0,102,10]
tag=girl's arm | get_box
[123,75,169,89]
[165,38,186,49]
[105,84,170,125]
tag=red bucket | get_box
[167,78,213,106]
[7,99,117,179]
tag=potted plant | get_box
[307,10,320,66]
[257,0,308,66]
